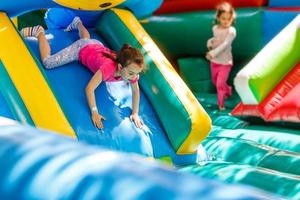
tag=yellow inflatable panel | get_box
[53,0,125,10]
[12,17,18,27]
[112,9,212,154]
[0,12,75,137]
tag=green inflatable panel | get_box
[141,8,263,61]
[202,137,300,175]
[212,115,249,129]
[235,15,300,104]
[250,23,300,102]
[194,92,240,111]
[178,58,211,82]
[180,162,300,199]
[209,126,300,153]
[0,60,34,125]
[178,57,250,94]
[178,58,215,93]
[18,10,47,30]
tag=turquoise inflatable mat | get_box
[202,136,300,175]
[194,92,300,153]
[180,161,300,199]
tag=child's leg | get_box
[42,38,94,69]
[37,32,51,62]
[64,17,90,39]
[215,64,232,109]
[210,62,218,86]
[225,85,232,99]
[223,66,233,98]
[21,25,51,65]
[78,22,90,39]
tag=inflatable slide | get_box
[0,0,211,166]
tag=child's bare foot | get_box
[21,25,44,38]
[219,106,225,111]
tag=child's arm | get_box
[85,70,106,129]
[207,26,218,50]
[130,82,143,129]
[208,27,236,59]
[207,38,214,50]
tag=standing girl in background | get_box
[21,17,146,129]
[206,2,236,110]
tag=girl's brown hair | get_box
[103,44,146,71]
[215,2,236,25]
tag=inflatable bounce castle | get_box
[0,0,300,199]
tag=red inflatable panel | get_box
[231,103,262,118]
[267,83,300,122]
[259,63,300,120]
[155,0,268,14]
[232,63,300,123]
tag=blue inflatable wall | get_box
[269,0,300,7]
[0,122,278,200]
[0,92,13,120]
[263,10,300,44]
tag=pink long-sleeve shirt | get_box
[207,25,236,65]
[79,44,138,83]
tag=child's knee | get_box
[216,79,226,90]
[42,58,53,69]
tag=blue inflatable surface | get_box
[0,0,162,19]
[45,8,104,29]
[0,122,279,200]
[120,0,163,18]
[25,29,202,165]
[263,10,299,44]
[0,92,13,120]
[269,0,300,7]
[45,0,163,30]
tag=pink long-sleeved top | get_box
[207,25,236,65]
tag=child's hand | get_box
[91,112,106,129]
[130,113,143,129]
[206,52,213,60]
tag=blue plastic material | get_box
[0,0,163,19]
[45,8,103,29]
[45,0,163,29]
[269,0,300,7]
[25,29,202,165]
[0,91,14,120]
[120,0,163,18]
[0,123,280,200]
[263,10,299,44]
[0,0,56,17]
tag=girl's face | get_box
[120,62,142,81]
[217,12,233,28]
